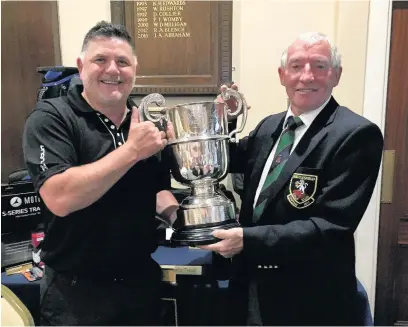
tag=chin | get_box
[292,101,318,113]
[99,95,124,105]
[104,92,125,101]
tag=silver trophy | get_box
[139,89,248,245]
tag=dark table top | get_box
[1,246,229,326]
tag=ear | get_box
[278,67,285,86]
[332,66,343,87]
[77,57,84,76]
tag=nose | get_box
[299,63,314,83]
[106,60,120,75]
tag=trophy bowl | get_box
[169,138,229,185]
[139,89,248,246]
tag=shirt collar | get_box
[284,96,331,129]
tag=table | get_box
[1,246,230,326]
[1,272,41,325]
[2,246,372,326]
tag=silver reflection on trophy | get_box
[139,89,248,245]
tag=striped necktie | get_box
[253,116,304,221]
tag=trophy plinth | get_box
[171,220,241,246]
[139,90,248,246]
[170,179,240,246]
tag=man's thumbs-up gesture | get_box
[126,106,168,161]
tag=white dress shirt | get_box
[253,97,331,208]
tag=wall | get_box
[58,0,112,66]
[58,0,387,311]
[358,0,392,314]
[231,0,369,135]
[1,1,61,181]
[58,0,369,121]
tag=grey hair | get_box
[280,32,342,69]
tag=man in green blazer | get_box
[203,32,383,325]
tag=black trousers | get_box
[40,262,163,326]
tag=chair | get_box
[1,284,35,326]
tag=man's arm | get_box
[39,145,139,217]
[156,190,179,226]
[24,106,167,217]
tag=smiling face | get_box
[77,36,137,110]
[278,40,342,115]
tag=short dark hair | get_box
[81,21,135,54]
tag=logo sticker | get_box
[40,145,48,171]
[287,173,318,209]
[10,197,22,208]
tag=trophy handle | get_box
[138,93,167,128]
[220,88,248,138]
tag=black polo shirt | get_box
[23,83,171,276]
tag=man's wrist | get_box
[121,142,140,165]
[161,205,179,224]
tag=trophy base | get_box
[170,219,240,246]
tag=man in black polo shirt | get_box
[23,21,178,326]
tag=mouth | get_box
[100,79,123,85]
[296,88,318,93]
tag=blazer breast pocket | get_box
[285,167,322,210]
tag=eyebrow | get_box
[91,53,131,61]
[288,58,301,63]
[116,55,131,62]
[312,58,329,63]
[92,53,107,58]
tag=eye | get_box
[117,57,131,67]
[94,57,105,63]
[315,62,328,69]
[117,59,129,67]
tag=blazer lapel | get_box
[240,116,284,225]
[249,121,283,189]
[255,97,339,223]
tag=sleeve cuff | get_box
[32,164,71,192]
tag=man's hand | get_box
[200,227,244,258]
[165,120,176,142]
[126,106,168,161]
[216,83,251,115]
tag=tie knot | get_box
[286,116,303,131]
